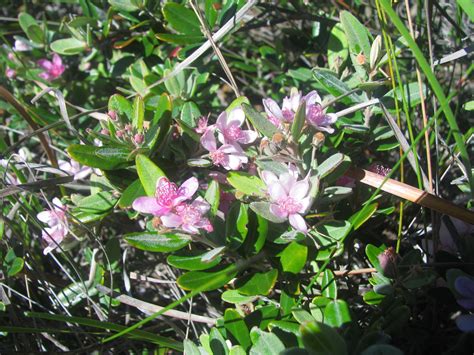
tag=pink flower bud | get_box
[125,124,132,132]
[368,163,391,177]
[134,133,144,144]
[108,110,117,121]
[116,130,124,138]
[377,247,398,278]
[101,128,109,136]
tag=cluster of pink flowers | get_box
[132,177,213,234]
[200,108,257,170]
[263,90,338,133]
[38,54,65,81]
[262,165,313,233]
[37,198,69,255]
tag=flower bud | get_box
[125,124,132,132]
[312,132,325,148]
[134,133,144,144]
[100,128,109,136]
[152,217,162,229]
[116,130,124,138]
[377,247,398,278]
[368,163,391,177]
[143,121,150,130]
[108,110,117,121]
[272,132,284,145]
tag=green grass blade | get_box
[379,0,474,198]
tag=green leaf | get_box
[118,179,146,208]
[249,328,285,355]
[204,180,220,217]
[340,11,371,78]
[293,309,316,324]
[324,299,351,327]
[205,0,218,28]
[384,82,427,107]
[135,154,166,196]
[316,153,345,179]
[125,232,190,252]
[132,96,144,132]
[73,191,117,214]
[227,172,266,197]
[18,13,44,44]
[109,94,133,120]
[279,242,308,274]
[242,104,279,138]
[183,339,201,355]
[221,290,257,304]
[163,2,201,35]
[50,38,87,55]
[365,244,385,273]
[229,346,247,355]
[7,257,24,277]
[328,23,349,71]
[210,328,229,355]
[456,0,474,21]
[236,269,278,296]
[291,100,306,142]
[363,290,385,305]
[300,321,347,355]
[180,101,201,127]
[167,252,221,271]
[224,309,251,350]
[321,270,337,299]
[350,203,378,230]
[312,69,363,104]
[226,202,249,250]
[177,266,237,291]
[108,0,140,12]
[67,144,132,170]
[155,33,203,45]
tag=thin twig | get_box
[96,285,216,325]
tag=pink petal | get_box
[201,128,217,152]
[219,143,243,154]
[263,98,283,121]
[298,196,313,214]
[216,111,228,132]
[161,213,182,228]
[279,172,297,193]
[270,203,288,219]
[304,91,322,106]
[290,179,309,200]
[52,54,62,67]
[192,197,210,214]
[262,171,278,185]
[38,59,53,71]
[39,72,52,81]
[37,211,53,224]
[132,197,169,216]
[289,213,308,233]
[227,107,245,127]
[182,224,199,234]
[225,154,247,170]
[238,130,258,144]
[268,182,287,201]
[178,177,198,199]
[52,198,64,209]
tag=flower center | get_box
[282,109,294,122]
[306,104,326,126]
[178,204,200,225]
[210,150,225,165]
[156,178,178,207]
[277,196,302,214]
[224,125,243,141]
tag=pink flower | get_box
[59,159,92,180]
[132,176,198,217]
[201,128,248,170]
[216,108,257,145]
[161,197,213,234]
[368,163,391,177]
[195,116,209,134]
[5,67,16,79]
[38,54,65,81]
[263,90,337,133]
[37,198,69,255]
[263,90,302,127]
[262,165,313,233]
[304,91,338,133]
